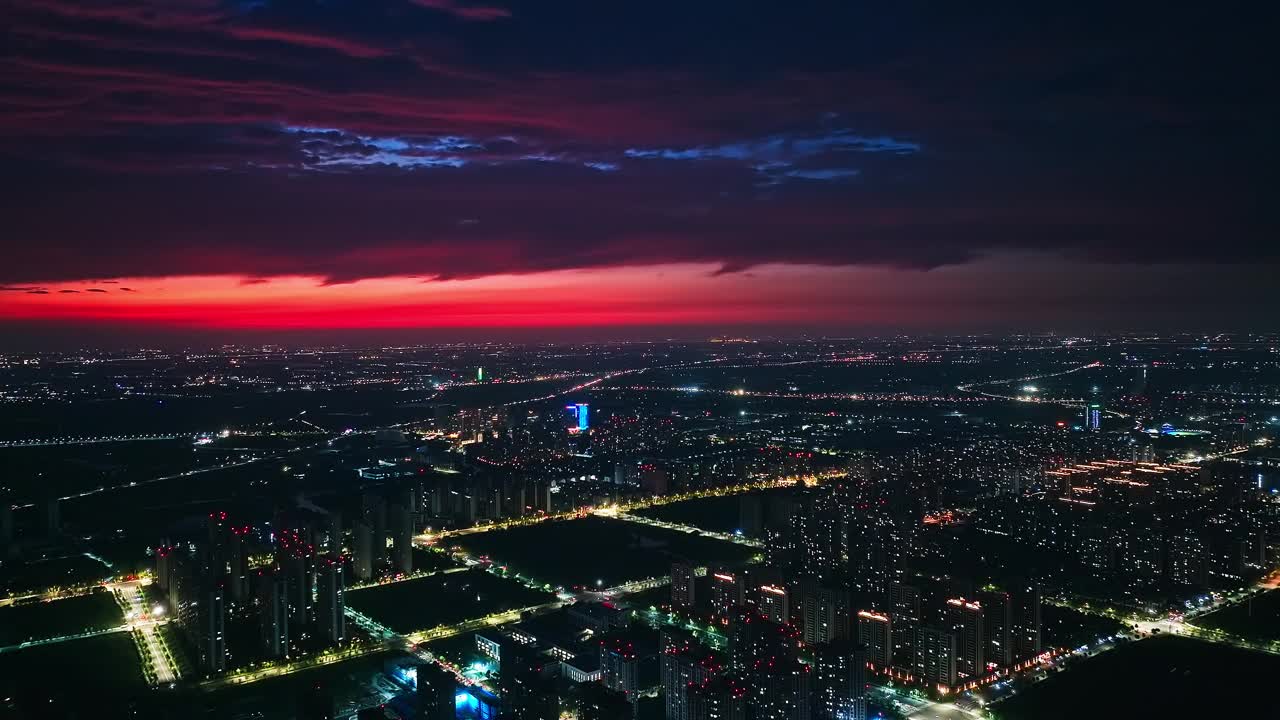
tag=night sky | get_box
[2,1,1275,341]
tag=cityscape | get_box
[2,338,1279,719]
[2,2,1277,720]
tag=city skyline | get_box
[3,2,1277,341]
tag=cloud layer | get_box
[1,0,1274,291]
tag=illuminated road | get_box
[415,471,841,548]
[905,702,981,720]
[604,509,765,548]
[201,642,393,690]
[111,580,179,685]
[346,564,469,592]
[0,586,100,608]
[0,626,127,654]
[0,433,192,448]
[957,360,1133,419]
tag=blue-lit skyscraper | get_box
[567,403,589,431]
[1085,403,1102,431]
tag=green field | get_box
[1,554,114,596]
[1041,604,1125,649]
[0,632,145,710]
[451,516,759,589]
[0,591,124,646]
[1191,589,1280,642]
[411,547,466,575]
[190,650,399,720]
[632,493,756,535]
[993,635,1280,719]
[346,568,554,634]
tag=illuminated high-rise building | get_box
[687,677,749,720]
[1085,403,1102,431]
[757,584,790,625]
[0,498,13,554]
[710,570,746,618]
[198,583,228,673]
[390,503,414,575]
[856,611,892,669]
[814,641,868,720]
[1010,583,1042,662]
[351,520,373,582]
[727,606,801,671]
[738,495,764,538]
[977,589,1013,668]
[888,581,921,671]
[599,635,642,701]
[750,659,812,720]
[914,626,957,688]
[662,629,723,720]
[227,525,249,603]
[259,571,290,659]
[945,598,984,679]
[672,561,697,611]
[316,555,346,645]
[797,583,851,646]
[278,530,316,632]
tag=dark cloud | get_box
[407,0,511,22]
[85,287,109,292]
[0,1,1274,286]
